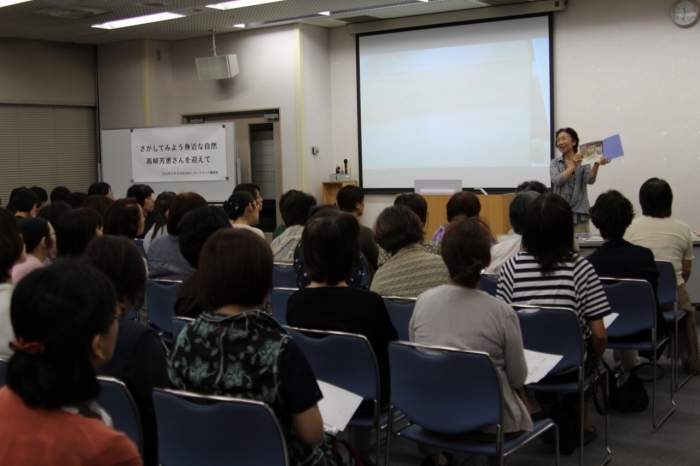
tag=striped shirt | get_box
[496,252,611,341]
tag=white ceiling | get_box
[0,0,548,45]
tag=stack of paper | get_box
[317,381,363,435]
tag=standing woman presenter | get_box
[550,128,610,233]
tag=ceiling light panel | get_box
[206,0,285,10]
[0,0,32,8]
[92,12,185,30]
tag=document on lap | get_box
[317,381,364,435]
[524,349,564,385]
[603,312,619,329]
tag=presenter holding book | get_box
[550,128,610,233]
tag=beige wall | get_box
[0,40,95,106]
[98,40,144,128]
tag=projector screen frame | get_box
[355,13,555,194]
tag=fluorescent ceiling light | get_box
[207,0,284,10]
[319,11,330,16]
[234,23,246,28]
[92,12,185,30]
[0,0,32,7]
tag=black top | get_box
[286,287,398,404]
[586,239,667,339]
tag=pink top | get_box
[11,255,44,285]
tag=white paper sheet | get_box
[524,349,563,385]
[603,313,619,329]
[317,381,364,434]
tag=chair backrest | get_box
[134,239,146,259]
[389,342,502,434]
[382,296,417,341]
[146,280,181,333]
[655,260,677,307]
[480,274,498,297]
[153,388,288,466]
[515,305,584,374]
[97,377,143,454]
[270,288,297,326]
[273,263,297,288]
[171,317,195,345]
[600,278,656,339]
[285,327,380,401]
[0,358,6,387]
[359,253,370,288]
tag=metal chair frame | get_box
[97,376,144,456]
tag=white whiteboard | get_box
[100,123,236,202]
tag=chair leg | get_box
[601,371,612,466]
[554,424,560,466]
[578,385,584,466]
[652,338,676,432]
[383,407,393,466]
[674,312,694,391]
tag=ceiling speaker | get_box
[195,54,239,80]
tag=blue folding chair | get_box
[270,288,297,326]
[359,253,370,289]
[97,376,143,455]
[386,341,559,466]
[601,278,674,431]
[655,260,691,391]
[382,296,417,341]
[285,327,388,464]
[171,316,195,350]
[153,388,288,466]
[480,273,498,296]
[273,263,297,288]
[515,305,611,466]
[134,239,147,259]
[146,280,181,344]
[0,358,6,387]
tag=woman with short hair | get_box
[0,261,142,465]
[103,198,145,240]
[431,191,482,243]
[55,208,103,258]
[12,217,55,285]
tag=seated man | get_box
[336,185,379,279]
[270,190,316,264]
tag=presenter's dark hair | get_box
[56,208,102,258]
[50,186,71,203]
[82,195,113,219]
[509,191,540,235]
[85,236,146,310]
[166,192,208,236]
[394,193,428,224]
[36,202,71,229]
[65,192,87,209]
[335,186,364,213]
[178,207,231,269]
[19,217,52,254]
[590,190,635,240]
[103,198,142,239]
[301,211,359,286]
[639,178,673,218]
[523,193,575,274]
[374,206,424,255]
[88,182,112,196]
[198,229,272,309]
[280,191,317,227]
[150,191,176,241]
[223,191,255,221]
[556,127,579,153]
[13,188,40,213]
[515,180,549,195]
[441,216,492,288]
[126,184,155,207]
[0,209,23,282]
[7,260,117,409]
[30,186,48,205]
[446,192,481,222]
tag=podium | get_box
[423,194,515,238]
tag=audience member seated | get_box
[86,236,168,466]
[174,207,231,318]
[103,198,145,240]
[624,178,700,373]
[233,182,264,211]
[36,201,71,229]
[496,193,610,442]
[0,209,25,359]
[88,181,115,200]
[336,185,379,278]
[223,191,265,239]
[377,193,439,267]
[56,208,103,258]
[147,192,207,280]
[65,192,88,209]
[30,186,48,210]
[272,189,298,240]
[126,184,155,238]
[0,261,142,466]
[271,190,316,264]
[586,190,665,372]
[10,188,39,218]
[370,206,448,298]
[286,211,397,464]
[432,192,487,244]
[516,180,549,194]
[82,194,114,219]
[411,216,533,466]
[143,191,175,253]
[50,185,71,203]
[12,217,55,285]
[169,228,332,464]
[484,191,539,275]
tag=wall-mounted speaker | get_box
[195,54,239,80]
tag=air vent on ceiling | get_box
[334,15,381,24]
[34,7,109,19]
[136,2,171,7]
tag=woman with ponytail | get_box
[410,215,532,466]
[223,191,265,239]
[142,191,175,253]
[0,260,142,465]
